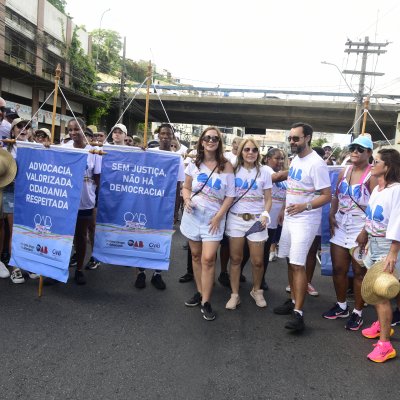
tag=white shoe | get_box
[28,272,40,279]
[226,293,241,310]
[269,251,277,262]
[10,268,25,284]
[0,261,10,278]
[307,282,319,296]
[285,285,291,293]
[250,289,267,307]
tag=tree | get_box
[91,29,122,75]
[67,27,97,95]
[125,59,147,82]
[48,0,67,13]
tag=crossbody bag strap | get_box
[228,170,260,213]
[190,165,218,199]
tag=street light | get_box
[95,8,111,73]
[321,61,356,95]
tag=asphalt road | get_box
[1,227,399,400]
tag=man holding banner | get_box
[93,123,184,285]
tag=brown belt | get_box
[230,212,261,221]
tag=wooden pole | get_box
[360,96,370,135]
[143,61,152,147]
[39,64,61,297]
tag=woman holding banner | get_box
[63,118,101,285]
[224,138,272,310]
[181,127,235,321]
[323,136,376,330]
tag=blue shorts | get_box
[364,236,400,269]
[2,186,14,214]
[180,207,226,242]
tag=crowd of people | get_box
[1,96,400,363]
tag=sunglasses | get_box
[373,159,383,165]
[0,107,5,112]
[348,145,366,153]
[243,147,258,153]
[202,135,220,143]
[287,136,304,143]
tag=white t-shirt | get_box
[285,150,330,223]
[61,144,102,210]
[185,160,235,213]
[0,119,11,140]
[224,151,237,167]
[264,165,287,229]
[365,184,400,241]
[152,147,185,182]
[230,165,272,214]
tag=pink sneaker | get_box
[307,283,319,296]
[362,320,395,339]
[367,341,396,363]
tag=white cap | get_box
[112,123,127,134]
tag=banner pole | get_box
[143,61,152,147]
[360,96,369,135]
[38,64,61,297]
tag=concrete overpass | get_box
[129,93,399,139]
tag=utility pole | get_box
[118,36,127,120]
[343,36,389,137]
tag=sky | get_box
[65,0,400,97]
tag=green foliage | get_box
[125,59,147,82]
[91,29,122,74]
[311,138,328,148]
[88,88,118,126]
[67,27,97,95]
[48,0,67,13]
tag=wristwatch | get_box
[306,203,313,211]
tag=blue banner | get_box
[9,143,88,282]
[93,146,180,270]
[320,166,347,276]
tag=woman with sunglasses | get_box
[225,138,272,309]
[356,149,400,362]
[323,136,377,330]
[2,118,39,283]
[181,127,235,321]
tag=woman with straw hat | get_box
[356,148,400,363]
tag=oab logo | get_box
[128,240,144,248]
[124,212,147,229]
[149,242,160,249]
[36,244,48,254]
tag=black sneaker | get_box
[391,308,400,326]
[218,271,230,288]
[135,272,146,289]
[74,270,86,285]
[322,303,350,320]
[185,292,202,307]
[69,253,77,268]
[151,273,166,290]
[345,312,363,331]
[285,311,305,332]
[201,302,216,321]
[85,256,100,270]
[179,273,194,283]
[273,299,294,315]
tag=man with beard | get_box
[273,122,331,332]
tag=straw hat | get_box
[0,149,17,188]
[361,260,400,305]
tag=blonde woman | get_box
[181,127,235,321]
[225,138,272,309]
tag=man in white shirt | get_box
[273,122,331,332]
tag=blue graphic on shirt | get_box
[338,181,362,199]
[288,167,302,181]
[275,181,287,189]
[235,177,258,190]
[366,204,384,222]
[197,173,221,190]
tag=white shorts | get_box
[330,211,365,249]
[278,220,319,266]
[225,213,268,242]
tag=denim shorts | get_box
[364,236,400,269]
[180,206,226,242]
[2,186,15,214]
